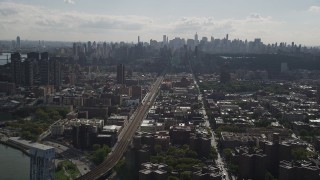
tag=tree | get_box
[180,171,192,180]
[223,148,233,162]
[186,149,198,158]
[291,147,309,161]
[167,176,179,180]
[265,171,276,180]
[35,108,49,121]
[92,144,101,151]
[209,146,218,160]
[92,145,111,165]
[154,144,162,155]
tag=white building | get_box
[30,144,55,180]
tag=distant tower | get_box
[30,144,55,180]
[226,34,229,41]
[73,42,77,56]
[195,32,199,45]
[87,41,92,54]
[138,36,140,44]
[16,36,20,49]
[163,35,167,44]
[117,64,125,84]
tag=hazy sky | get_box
[0,0,320,45]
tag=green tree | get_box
[154,144,162,155]
[209,146,218,160]
[35,108,49,121]
[92,144,101,151]
[180,171,192,180]
[167,176,179,180]
[265,171,276,180]
[92,145,111,165]
[223,148,233,162]
[291,147,309,161]
[186,149,198,158]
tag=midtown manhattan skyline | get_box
[0,0,319,45]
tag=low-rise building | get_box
[279,160,320,180]
[139,162,168,180]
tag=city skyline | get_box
[0,0,320,45]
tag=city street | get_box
[193,73,230,180]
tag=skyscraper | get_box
[50,59,61,89]
[73,42,77,56]
[23,59,33,86]
[30,144,55,180]
[11,52,22,85]
[39,52,49,85]
[195,32,199,45]
[117,64,125,84]
[163,35,167,44]
[16,36,20,49]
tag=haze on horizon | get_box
[0,0,320,46]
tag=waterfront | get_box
[0,143,30,180]
[0,53,10,65]
[0,53,28,65]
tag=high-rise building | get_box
[72,42,77,56]
[23,59,33,86]
[11,52,22,85]
[117,64,125,84]
[195,32,199,45]
[16,36,20,49]
[87,41,92,54]
[163,35,167,44]
[39,52,49,85]
[29,144,55,180]
[27,52,40,60]
[50,59,61,89]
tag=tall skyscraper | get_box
[117,64,125,84]
[23,59,33,86]
[16,36,20,49]
[11,52,22,85]
[163,35,167,44]
[30,144,55,180]
[73,42,77,56]
[39,52,49,85]
[195,32,199,45]
[50,59,61,89]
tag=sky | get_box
[0,0,320,45]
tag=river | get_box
[0,143,30,180]
[0,53,28,65]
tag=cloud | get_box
[169,14,280,40]
[0,1,316,45]
[0,2,152,32]
[308,6,320,13]
[64,0,75,4]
